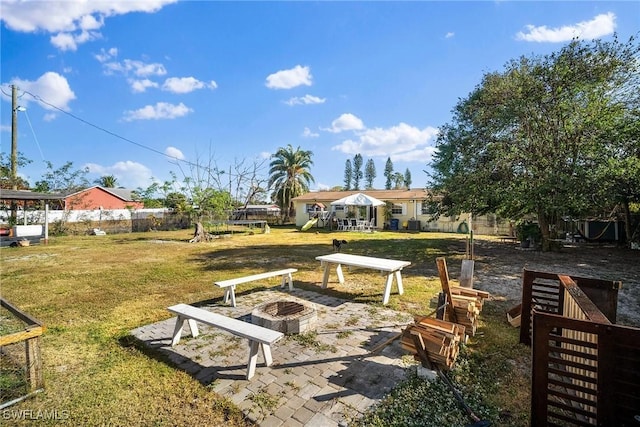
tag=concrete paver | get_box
[131,288,414,426]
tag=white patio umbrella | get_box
[330,192,385,207]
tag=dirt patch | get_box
[469,238,640,327]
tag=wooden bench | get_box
[167,303,284,380]
[214,268,297,307]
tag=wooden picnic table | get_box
[315,253,411,305]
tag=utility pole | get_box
[10,85,19,224]
[11,85,18,190]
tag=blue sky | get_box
[1,1,638,195]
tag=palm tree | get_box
[268,144,314,222]
[95,175,118,188]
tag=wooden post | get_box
[436,257,458,322]
[459,259,474,288]
[25,336,44,391]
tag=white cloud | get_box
[315,183,331,191]
[445,32,455,39]
[285,94,326,106]
[123,102,193,121]
[1,0,177,50]
[85,160,154,189]
[516,12,616,43]
[331,122,439,163]
[100,58,167,77]
[129,60,167,77]
[265,65,312,89]
[129,79,159,93]
[302,127,319,138]
[99,57,167,92]
[165,146,185,160]
[79,13,103,31]
[324,113,365,133]
[259,151,272,159]
[94,47,118,63]
[52,29,101,51]
[5,72,76,114]
[162,77,217,94]
[50,32,76,51]
[0,125,11,133]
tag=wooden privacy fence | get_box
[519,270,640,426]
[531,312,640,426]
[0,298,45,408]
[519,269,621,345]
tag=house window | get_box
[333,205,344,212]
[391,204,405,215]
[421,201,438,215]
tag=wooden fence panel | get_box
[532,312,640,426]
[519,269,621,345]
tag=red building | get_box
[64,186,144,210]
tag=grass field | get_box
[1,226,534,426]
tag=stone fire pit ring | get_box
[251,299,317,334]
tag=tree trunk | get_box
[537,213,565,252]
[189,222,212,243]
[622,200,632,248]
[537,211,551,252]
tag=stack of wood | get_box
[436,257,491,337]
[447,287,490,336]
[400,316,466,370]
[447,293,482,336]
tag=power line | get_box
[22,109,46,162]
[3,86,270,187]
[14,88,251,181]
[23,89,180,162]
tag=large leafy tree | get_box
[269,144,314,222]
[0,152,31,190]
[33,161,90,193]
[0,152,31,225]
[365,159,376,189]
[596,108,640,243]
[429,36,640,251]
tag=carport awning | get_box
[0,189,64,201]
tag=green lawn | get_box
[1,227,531,426]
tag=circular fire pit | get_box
[251,300,317,334]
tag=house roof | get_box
[101,187,138,201]
[64,186,138,201]
[235,205,281,211]
[292,189,432,203]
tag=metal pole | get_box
[44,204,49,244]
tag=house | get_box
[292,189,511,235]
[64,186,144,210]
